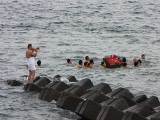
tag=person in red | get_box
[103,55,126,68]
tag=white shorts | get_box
[27,57,36,71]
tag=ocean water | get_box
[0,0,160,119]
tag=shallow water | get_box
[0,0,160,119]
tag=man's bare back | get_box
[26,49,33,58]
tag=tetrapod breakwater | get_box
[7,75,160,120]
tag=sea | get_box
[0,0,160,119]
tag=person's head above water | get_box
[133,58,141,67]
[67,59,71,64]
[122,57,127,63]
[28,44,32,49]
[78,60,83,65]
[37,60,41,66]
[84,61,88,67]
[141,54,145,60]
[85,56,90,61]
[101,61,104,66]
[89,59,94,64]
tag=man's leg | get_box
[28,70,32,81]
[31,70,36,82]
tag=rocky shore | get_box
[7,76,160,120]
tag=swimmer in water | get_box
[84,61,89,68]
[37,60,41,66]
[66,58,72,64]
[84,56,90,63]
[77,60,83,68]
[133,54,146,67]
[83,56,90,68]
[101,61,106,67]
[121,57,127,67]
[83,59,94,68]
[141,54,145,60]
[88,59,94,68]
[133,57,142,67]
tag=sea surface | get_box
[0,0,160,119]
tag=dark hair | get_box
[85,56,90,61]
[138,59,142,64]
[84,61,88,67]
[67,59,71,64]
[141,54,145,59]
[28,44,32,49]
[90,59,94,64]
[37,60,41,66]
[101,61,104,66]
[134,61,138,67]
[122,57,126,63]
[79,60,83,65]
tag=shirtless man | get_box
[26,44,39,83]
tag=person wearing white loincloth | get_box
[27,57,36,71]
[26,44,39,83]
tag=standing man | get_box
[26,44,39,83]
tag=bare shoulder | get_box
[26,49,32,58]
[26,49,32,54]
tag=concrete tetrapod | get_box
[39,88,61,102]
[67,75,77,82]
[74,78,94,90]
[34,77,51,88]
[147,111,160,120]
[122,111,147,120]
[81,91,110,103]
[45,81,60,88]
[24,83,41,92]
[124,102,155,117]
[75,99,102,120]
[107,87,136,106]
[87,83,112,94]
[63,85,86,97]
[101,97,130,111]
[97,106,124,120]
[132,95,148,103]
[53,75,61,81]
[49,81,69,92]
[56,92,83,112]
[24,77,50,92]
[107,88,134,100]
[143,96,160,108]
[39,81,69,102]
[7,80,23,86]
[20,76,160,120]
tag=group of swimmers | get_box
[67,56,94,68]
[102,54,145,68]
[66,54,146,69]
[25,44,146,83]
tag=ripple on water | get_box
[1,0,160,119]
[152,39,160,44]
[0,113,12,118]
